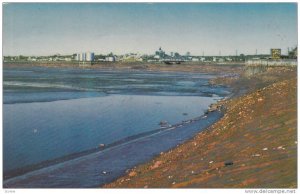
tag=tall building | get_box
[86,52,95,61]
[76,52,95,61]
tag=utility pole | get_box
[255,49,257,55]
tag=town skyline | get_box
[3,3,298,56]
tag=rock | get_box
[209,161,214,164]
[182,120,191,124]
[150,161,163,170]
[159,120,169,128]
[99,144,105,148]
[160,120,168,125]
[262,147,268,151]
[224,161,234,166]
[162,168,168,172]
[128,171,137,177]
[277,146,285,150]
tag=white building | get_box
[76,52,95,61]
[105,56,116,62]
[86,52,95,61]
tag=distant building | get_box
[76,52,95,61]
[226,57,233,61]
[105,56,116,62]
[86,52,95,61]
[154,55,160,60]
[155,47,166,59]
[218,58,225,62]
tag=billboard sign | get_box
[271,49,281,59]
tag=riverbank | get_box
[104,66,297,188]
[3,61,244,74]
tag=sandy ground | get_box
[104,66,297,188]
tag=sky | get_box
[3,3,298,56]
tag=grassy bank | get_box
[104,67,297,188]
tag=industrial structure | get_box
[76,52,95,62]
[75,52,95,66]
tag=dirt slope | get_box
[104,67,297,188]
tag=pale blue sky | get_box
[3,3,298,56]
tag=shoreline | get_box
[3,65,232,187]
[3,101,223,182]
[4,104,224,188]
[104,66,297,188]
